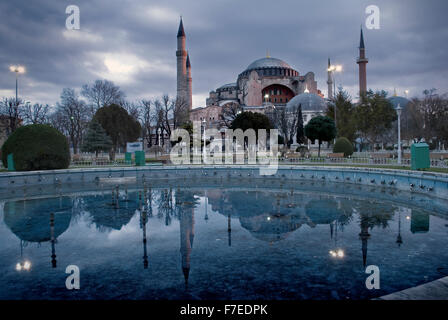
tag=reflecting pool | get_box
[0,181,447,300]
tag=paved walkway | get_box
[377,276,448,300]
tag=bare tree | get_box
[407,89,448,147]
[173,96,190,129]
[81,79,125,112]
[221,102,242,127]
[153,98,165,146]
[272,106,298,148]
[21,103,49,124]
[139,99,154,148]
[54,88,90,154]
[121,100,140,121]
[0,97,23,136]
[161,94,173,143]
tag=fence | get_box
[278,156,448,168]
[1,156,447,170]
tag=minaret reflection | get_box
[359,214,370,268]
[204,191,209,222]
[140,209,149,269]
[228,211,232,247]
[396,210,403,247]
[177,190,196,289]
[50,212,57,268]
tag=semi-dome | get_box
[217,83,237,91]
[388,96,410,110]
[245,57,293,71]
[286,92,327,112]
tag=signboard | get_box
[126,142,143,153]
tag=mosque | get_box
[176,18,412,147]
[176,18,332,129]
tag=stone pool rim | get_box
[0,165,447,199]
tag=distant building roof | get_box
[217,83,237,90]
[286,92,327,112]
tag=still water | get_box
[0,183,447,300]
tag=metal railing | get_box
[278,156,448,168]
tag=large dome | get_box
[245,57,293,71]
[286,92,327,112]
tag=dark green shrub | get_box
[278,135,285,145]
[333,137,354,157]
[1,124,70,171]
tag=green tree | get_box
[81,120,113,157]
[304,115,336,157]
[355,90,397,150]
[326,89,356,142]
[1,124,70,171]
[230,111,273,134]
[296,104,305,144]
[93,104,141,160]
[333,137,354,157]
[230,111,274,149]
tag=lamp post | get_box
[396,103,402,165]
[9,65,26,106]
[202,118,206,163]
[264,93,270,106]
[327,64,342,127]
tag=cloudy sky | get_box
[1,0,447,108]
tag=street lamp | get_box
[327,64,342,129]
[202,118,206,163]
[396,103,402,165]
[9,65,26,105]
[264,93,269,104]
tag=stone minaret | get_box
[357,27,368,97]
[176,18,188,106]
[186,53,192,110]
[327,58,333,99]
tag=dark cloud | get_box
[0,0,447,107]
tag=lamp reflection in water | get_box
[329,220,345,259]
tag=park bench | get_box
[285,153,302,159]
[327,153,345,163]
[327,153,344,158]
[155,155,171,164]
[370,153,392,164]
[430,153,448,160]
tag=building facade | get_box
[206,56,322,108]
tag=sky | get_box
[0,0,447,109]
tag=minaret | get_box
[327,58,333,99]
[176,18,188,106]
[356,27,368,97]
[186,53,192,110]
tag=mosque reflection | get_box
[4,197,73,269]
[2,187,432,288]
